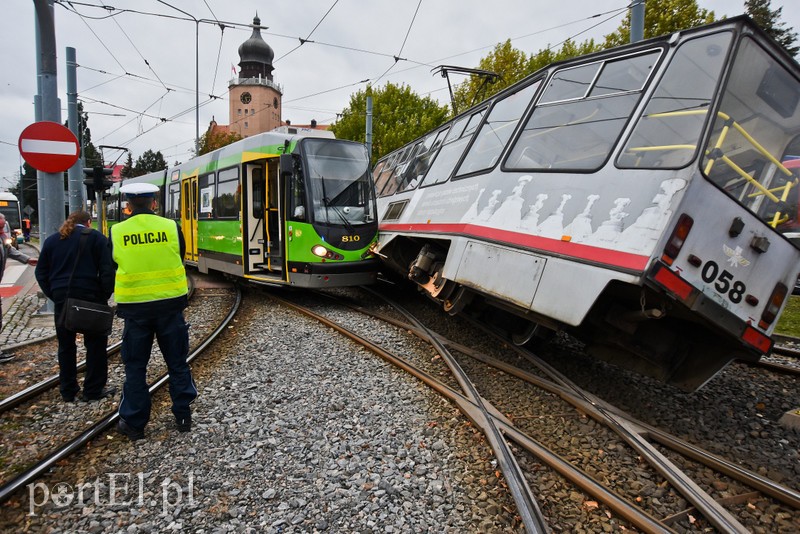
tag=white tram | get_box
[373,16,800,390]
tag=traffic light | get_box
[82,166,113,196]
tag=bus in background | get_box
[0,192,23,248]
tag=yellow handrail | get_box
[641,109,797,228]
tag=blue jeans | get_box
[118,311,196,430]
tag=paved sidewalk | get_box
[1,243,56,350]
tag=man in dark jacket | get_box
[35,211,116,402]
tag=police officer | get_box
[111,182,196,441]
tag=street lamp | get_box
[156,1,199,155]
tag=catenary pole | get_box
[33,0,66,241]
[33,0,66,314]
[366,95,373,161]
[66,47,84,212]
[630,0,645,43]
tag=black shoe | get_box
[117,419,145,441]
[0,353,14,364]
[62,394,77,402]
[175,415,191,432]
[80,387,117,402]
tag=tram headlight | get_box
[311,244,344,260]
[311,245,329,258]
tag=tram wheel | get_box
[511,323,554,347]
[443,286,472,316]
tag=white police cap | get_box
[120,183,159,197]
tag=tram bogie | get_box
[373,16,800,391]
[107,131,379,288]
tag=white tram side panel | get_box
[380,166,685,326]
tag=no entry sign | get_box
[18,121,80,173]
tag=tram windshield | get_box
[303,139,376,226]
[702,36,800,230]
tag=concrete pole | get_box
[631,0,645,43]
[34,0,66,241]
[365,95,373,161]
[34,0,67,314]
[66,47,84,212]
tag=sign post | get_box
[18,121,80,173]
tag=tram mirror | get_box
[280,154,294,178]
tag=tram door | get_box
[181,175,198,262]
[244,159,283,276]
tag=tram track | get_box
[268,285,799,532]
[0,273,196,415]
[0,275,240,504]
[266,289,664,533]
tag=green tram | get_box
[106,131,379,288]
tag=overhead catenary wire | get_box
[111,16,170,92]
[53,0,631,159]
[275,0,340,63]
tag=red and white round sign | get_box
[18,121,80,173]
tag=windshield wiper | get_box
[323,196,355,234]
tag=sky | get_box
[1,0,798,189]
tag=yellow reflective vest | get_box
[111,214,187,303]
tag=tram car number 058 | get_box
[700,261,746,304]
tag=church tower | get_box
[229,14,282,137]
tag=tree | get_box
[75,102,102,168]
[197,128,242,156]
[603,0,715,49]
[330,82,450,162]
[745,0,799,57]
[121,153,135,178]
[133,150,167,176]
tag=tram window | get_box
[590,53,656,96]
[106,194,117,222]
[508,50,659,171]
[372,159,388,184]
[456,80,540,177]
[702,36,800,228]
[374,153,399,197]
[540,63,600,103]
[166,183,180,220]
[199,172,214,218]
[398,128,449,192]
[251,167,264,219]
[382,143,422,196]
[420,109,486,187]
[617,33,732,169]
[215,167,240,219]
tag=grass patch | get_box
[775,295,800,337]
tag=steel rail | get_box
[366,290,548,534]
[269,293,672,534]
[771,344,800,358]
[0,283,239,504]
[333,298,782,529]
[0,342,121,414]
[332,301,800,508]
[450,315,752,533]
